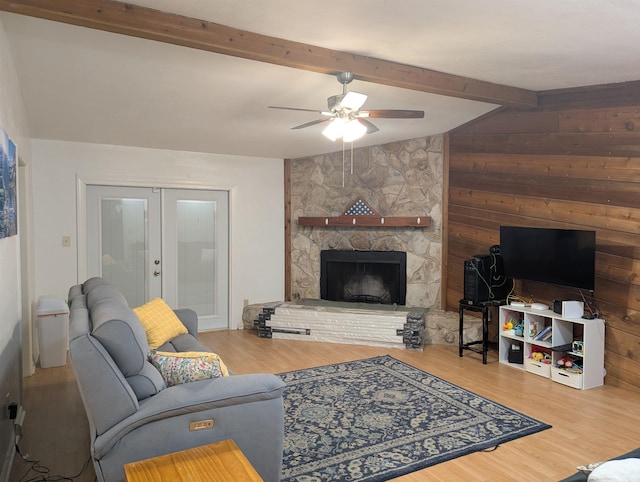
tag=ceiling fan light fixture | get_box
[322,118,346,141]
[322,118,367,142]
[343,119,367,142]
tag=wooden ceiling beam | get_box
[0,0,539,108]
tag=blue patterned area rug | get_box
[278,355,550,481]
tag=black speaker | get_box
[463,253,512,303]
[508,342,524,364]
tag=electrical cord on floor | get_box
[15,451,92,482]
[14,426,93,482]
[482,444,501,452]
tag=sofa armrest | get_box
[93,373,285,458]
[173,308,198,337]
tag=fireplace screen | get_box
[320,250,407,305]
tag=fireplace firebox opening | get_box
[320,250,407,305]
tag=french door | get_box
[86,185,229,330]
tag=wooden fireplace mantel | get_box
[297,215,430,227]
[296,198,431,228]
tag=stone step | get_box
[245,301,482,350]
[259,302,424,350]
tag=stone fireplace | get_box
[289,134,445,308]
[320,250,407,305]
[244,134,481,346]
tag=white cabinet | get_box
[499,305,605,389]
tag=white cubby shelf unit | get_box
[498,305,605,390]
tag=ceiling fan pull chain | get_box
[342,140,346,187]
[350,142,354,175]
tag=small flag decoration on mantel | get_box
[344,198,379,216]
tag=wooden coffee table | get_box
[124,439,263,481]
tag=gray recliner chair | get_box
[67,277,285,482]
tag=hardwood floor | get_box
[10,330,640,481]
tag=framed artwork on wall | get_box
[0,126,17,238]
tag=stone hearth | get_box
[255,303,425,349]
[242,301,482,349]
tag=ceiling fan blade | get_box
[359,119,380,134]
[341,92,367,111]
[291,118,331,130]
[360,109,425,119]
[269,105,324,113]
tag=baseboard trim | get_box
[0,432,15,482]
[0,406,25,482]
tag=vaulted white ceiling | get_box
[2,0,640,159]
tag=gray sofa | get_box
[68,277,286,482]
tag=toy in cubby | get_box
[572,340,584,354]
[530,347,552,364]
[552,340,585,374]
[556,355,583,374]
[502,312,524,337]
[513,320,524,337]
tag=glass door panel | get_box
[86,186,161,306]
[176,200,216,316]
[100,197,147,307]
[163,189,229,330]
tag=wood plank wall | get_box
[447,80,640,392]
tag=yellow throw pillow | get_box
[133,298,188,349]
[149,351,229,386]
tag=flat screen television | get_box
[499,226,596,292]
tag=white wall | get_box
[0,13,33,482]
[30,140,284,329]
[0,16,23,368]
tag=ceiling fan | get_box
[269,72,425,142]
